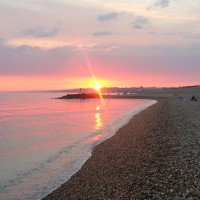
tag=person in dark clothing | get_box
[191,95,198,101]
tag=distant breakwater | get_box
[56,93,100,99]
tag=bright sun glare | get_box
[94,83,101,90]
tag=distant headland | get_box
[56,93,100,99]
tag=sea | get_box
[0,92,156,200]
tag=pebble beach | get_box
[43,87,200,200]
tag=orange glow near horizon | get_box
[0,75,196,92]
[0,76,114,91]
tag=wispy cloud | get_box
[148,0,172,9]
[163,31,184,35]
[22,26,58,38]
[0,38,6,44]
[97,12,123,21]
[184,34,200,40]
[93,31,114,36]
[132,16,149,29]
[154,0,171,7]
[0,43,76,76]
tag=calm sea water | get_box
[0,92,156,200]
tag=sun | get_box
[94,83,101,90]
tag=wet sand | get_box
[43,87,200,200]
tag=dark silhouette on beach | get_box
[191,95,198,101]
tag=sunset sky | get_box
[0,0,200,91]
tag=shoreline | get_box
[56,91,170,101]
[43,87,200,199]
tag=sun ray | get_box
[81,48,105,104]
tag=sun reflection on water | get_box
[94,106,102,130]
[96,106,100,111]
[95,113,102,130]
[89,134,102,141]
